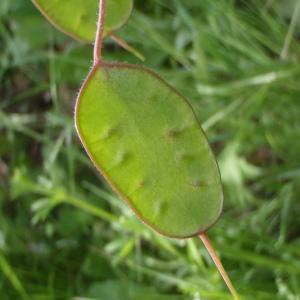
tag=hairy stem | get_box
[94,0,106,65]
[199,233,240,300]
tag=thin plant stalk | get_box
[94,0,145,63]
[94,0,106,65]
[110,34,145,61]
[199,233,240,300]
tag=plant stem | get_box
[110,34,146,61]
[64,195,118,223]
[280,0,300,59]
[0,253,29,300]
[94,0,106,65]
[199,233,240,300]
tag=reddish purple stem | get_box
[93,0,106,65]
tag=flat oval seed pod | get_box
[75,62,223,238]
[32,0,133,42]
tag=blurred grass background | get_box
[1,0,300,299]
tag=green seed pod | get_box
[75,62,223,238]
[32,0,133,42]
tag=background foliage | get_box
[1,0,300,299]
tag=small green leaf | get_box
[75,63,223,238]
[32,0,133,42]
